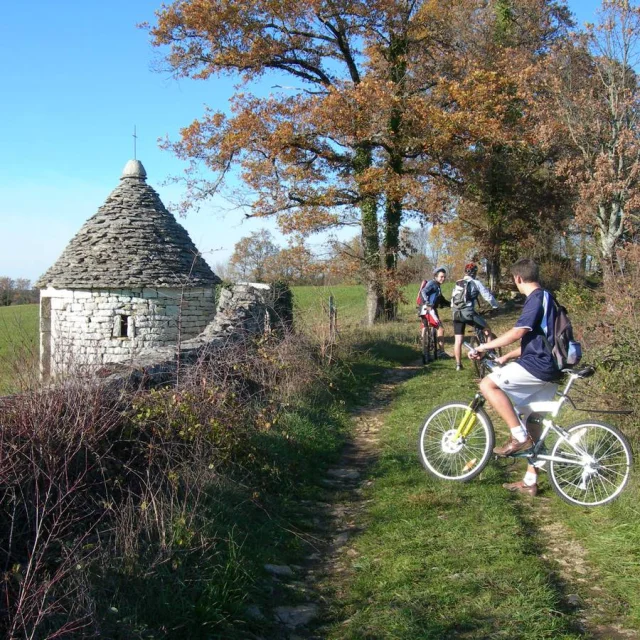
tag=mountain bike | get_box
[417,346,633,506]
[419,306,439,365]
[468,307,500,378]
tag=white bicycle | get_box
[418,345,633,507]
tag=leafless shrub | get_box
[0,327,326,637]
[0,380,127,638]
[559,246,640,437]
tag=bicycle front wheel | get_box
[549,421,633,507]
[421,328,428,365]
[418,402,494,481]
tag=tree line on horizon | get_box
[143,0,638,322]
[0,277,37,307]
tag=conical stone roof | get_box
[36,160,220,289]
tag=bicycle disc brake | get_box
[441,429,464,454]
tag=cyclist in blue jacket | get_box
[418,267,450,359]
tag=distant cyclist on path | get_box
[451,263,499,371]
[418,267,450,359]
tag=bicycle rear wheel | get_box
[549,421,633,507]
[418,402,494,481]
[470,331,501,378]
[469,335,484,378]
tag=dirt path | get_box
[247,361,423,639]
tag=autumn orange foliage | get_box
[148,0,638,313]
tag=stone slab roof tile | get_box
[36,161,220,289]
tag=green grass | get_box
[291,286,639,638]
[293,282,449,330]
[0,303,39,393]
[100,394,354,638]
[324,358,587,639]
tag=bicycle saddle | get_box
[561,365,595,378]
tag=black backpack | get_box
[541,295,582,370]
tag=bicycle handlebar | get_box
[463,341,495,358]
[463,341,500,370]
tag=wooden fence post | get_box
[329,295,337,343]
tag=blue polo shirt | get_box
[515,288,559,382]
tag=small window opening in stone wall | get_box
[113,314,132,339]
[120,315,129,337]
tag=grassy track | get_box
[306,289,640,638]
[0,303,39,393]
[324,357,587,639]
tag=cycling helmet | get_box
[464,262,478,277]
[433,266,447,276]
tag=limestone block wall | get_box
[40,286,216,376]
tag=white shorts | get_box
[488,362,558,420]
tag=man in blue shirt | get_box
[470,258,559,496]
[418,267,450,358]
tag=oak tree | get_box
[544,0,640,280]
[427,0,574,290]
[148,0,514,322]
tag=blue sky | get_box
[0,0,602,282]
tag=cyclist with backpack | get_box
[451,263,499,371]
[418,267,450,359]
[469,258,565,496]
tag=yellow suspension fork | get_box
[453,394,485,440]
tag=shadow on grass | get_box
[356,339,419,366]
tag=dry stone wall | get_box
[41,286,216,375]
[112,282,290,384]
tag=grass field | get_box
[326,360,588,639]
[0,303,39,393]
[293,282,454,327]
[303,289,640,637]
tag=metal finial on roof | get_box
[133,125,137,160]
[121,159,147,181]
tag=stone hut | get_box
[36,160,221,378]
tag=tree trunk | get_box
[383,196,402,320]
[381,33,407,321]
[486,249,501,293]
[362,199,384,325]
[487,259,500,293]
[579,229,587,276]
[355,145,384,325]
[596,201,623,284]
[365,276,385,326]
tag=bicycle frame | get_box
[523,372,596,466]
[456,352,597,468]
